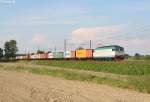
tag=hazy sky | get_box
[0,0,150,55]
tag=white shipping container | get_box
[20,56,23,59]
[30,55,34,59]
[33,55,36,59]
[37,54,40,59]
[32,54,36,59]
[48,52,54,58]
[34,54,38,59]
[65,51,71,58]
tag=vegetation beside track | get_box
[19,60,150,76]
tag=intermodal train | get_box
[16,45,125,61]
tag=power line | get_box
[94,24,150,45]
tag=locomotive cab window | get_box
[112,49,115,51]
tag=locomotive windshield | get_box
[112,46,124,52]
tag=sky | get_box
[0,0,150,55]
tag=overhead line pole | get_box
[90,40,92,49]
[64,39,67,54]
[54,46,56,52]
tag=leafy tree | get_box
[0,48,3,60]
[134,53,141,60]
[30,53,35,55]
[76,47,84,50]
[4,40,18,60]
[37,50,45,54]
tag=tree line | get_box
[124,53,150,60]
[0,40,18,61]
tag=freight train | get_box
[16,45,125,61]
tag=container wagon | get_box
[64,51,76,59]
[16,45,125,61]
[51,52,64,59]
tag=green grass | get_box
[1,64,150,93]
[19,60,150,76]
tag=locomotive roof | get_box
[96,45,123,49]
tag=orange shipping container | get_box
[76,49,93,59]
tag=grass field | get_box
[1,67,150,102]
[19,60,150,76]
[1,60,150,93]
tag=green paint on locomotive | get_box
[95,45,124,52]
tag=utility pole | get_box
[54,46,56,52]
[90,40,92,49]
[64,39,67,54]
